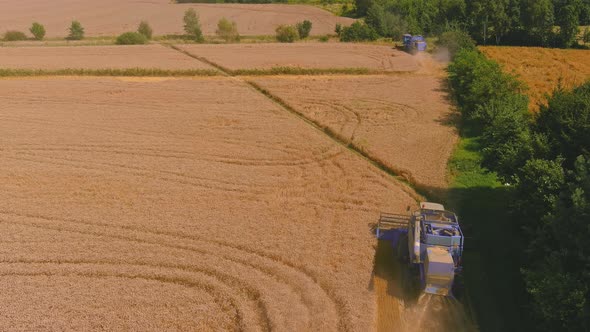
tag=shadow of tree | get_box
[369,183,528,332]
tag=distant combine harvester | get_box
[403,34,427,53]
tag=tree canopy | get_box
[357,0,590,47]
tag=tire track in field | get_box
[3,148,345,198]
[160,46,424,330]
[8,140,308,162]
[0,211,342,331]
[3,154,260,195]
[5,144,344,168]
[299,100,362,142]
[0,265,244,331]
[353,98,420,126]
[0,259,270,332]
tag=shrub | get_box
[537,82,590,167]
[29,22,46,40]
[335,23,342,36]
[3,30,27,41]
[275,25,299,43]
[116,31,148,45]
[183,8,204,42]
[137,21,153,40]
[339,22,378,42]
[583,27,590,44]
[296,20,312,39]
[447,49,525,120]
[365,4,407,40]
[319,35,329,42]
[67,21,85,40]
[436,28,476,59]
[216,17,240,42]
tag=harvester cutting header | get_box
[377,202,464,297]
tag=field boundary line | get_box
[163,43,425,201]
[163,43,418,77]
[246,80,424,200]
[163,43,233,75]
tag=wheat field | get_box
[0,76,421,331]
[480,46,590,110]
[249,75,457,191]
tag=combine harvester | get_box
[402,34,427,53]
[377,202,464,296]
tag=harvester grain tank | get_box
[402,34,427,53]
[377,202,464,296]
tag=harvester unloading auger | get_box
[377,202,464,296]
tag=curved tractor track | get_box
[0,76,417,331]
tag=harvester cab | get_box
[402,34,427,53]
[377,202,464,297]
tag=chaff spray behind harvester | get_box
[377,202,464,297]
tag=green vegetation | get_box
[0,68,219,77]
[137,21,153,40]
[335,23,343,36]
[319,35,330,42]
[355,0,590,48]
[3,30,27,41]
[584,26,590,44]
[275,25,299,43]
[183,8,204,42]
[67,21,85,40]
[435,29,476,58]
[447,37,590,330]
[176,0,286,3]
[231,67,376,75]
[216,18,240,42]
[365,3,407,39]
[115,32,149,45]
[296,20,313,39]
[447,133,527,331]
[339,21,378,41]
[30,23,46,41]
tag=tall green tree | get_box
[523,156,590,331]
[555,0,582,47]
[536,82,590,167]
[522,0,555,46]
[183,8,204,42]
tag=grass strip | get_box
[0,68,220,77]
[232,67,381,76]
[446,133,525,331]
[165,44,233,75]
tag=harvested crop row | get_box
[0,0,353,38]
[249,75,458,193]
[0,77,416,331]
[176,43,419,72]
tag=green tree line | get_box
[356,0,590,47]
[447,39,590,330]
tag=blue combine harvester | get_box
[403,34,427,53]
[376,202,464,296]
